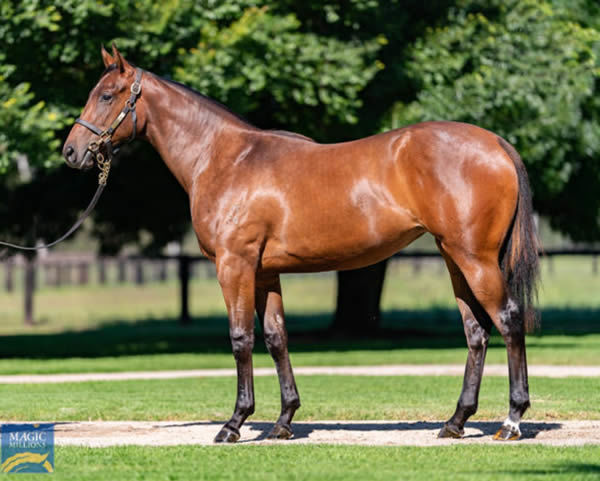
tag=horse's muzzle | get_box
[64,146,94,170]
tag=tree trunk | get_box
[332,259,388,336]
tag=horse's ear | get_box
[111,43,128,73]
[101,45,113,68]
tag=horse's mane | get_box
[160,76,258,127]
[158,76,314,141]
[102,65,315,141]
[267,130,314,142]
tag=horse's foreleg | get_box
[438,248,492,438]
[256,275,300,439]
[214,252,257,443]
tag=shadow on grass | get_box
[500,464,600,477]
[0,307,598,359]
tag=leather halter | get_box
[75,67,143,185]
[0,68,143,252]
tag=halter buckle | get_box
[130,82,141,96]
[88,141,100,153]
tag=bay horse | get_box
[63,45,539,443]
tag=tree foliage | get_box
[175,6,380,131]
[1,0,600,251]
[0,0,381,252]
[385,0,600,240]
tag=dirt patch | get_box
[2,365,600,384]
[53,420,600,447]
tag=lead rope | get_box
[0,159,110,252]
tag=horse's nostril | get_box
[64,145,76,164]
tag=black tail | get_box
[497,137,540,332]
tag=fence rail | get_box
[2,249,598,324]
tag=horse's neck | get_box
[142,75,258,193]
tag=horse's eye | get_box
[100,93,112,102]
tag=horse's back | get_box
[222,121,520,272]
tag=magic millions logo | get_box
[1,424,54,473]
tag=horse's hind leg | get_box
[256,274,300,439]
[437,244,492,438]
[439,244,529,441]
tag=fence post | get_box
[178,255,191,325]
[155,260,167,282]
[412,257,422,275]
[117,258,127,283]
[54,263,61,287]
[134,259,144,285]
[4,258,14,292]
[98,258,107,284]
[77,262,89,285]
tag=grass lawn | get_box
[0,332,598,374]
[0,256,596,374]
[0,257,597,481]
[0,375,598,421]
[9,444,599,481]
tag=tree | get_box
[385,0,600,241]
[2,0,599,331]
[0,0,384,324]
[0,0,383,254]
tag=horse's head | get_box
[63,44,143,170]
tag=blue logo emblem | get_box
[1,424,54,473]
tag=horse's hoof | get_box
[267,423,293,440]
[437,424,464,439]
[214,426,240,443]
[493,425,521,441]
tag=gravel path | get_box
[5,365,598,447]
[53,420,600,447]
[1,364,600,384]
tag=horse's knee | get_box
[230,327,254,359]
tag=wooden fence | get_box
[1,249,598,324]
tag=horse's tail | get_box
[497,137,540,332]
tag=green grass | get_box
[0,332,598,374]
[9,445,600,481]
[1,375,599,421]
[0,256,597,374]
[0,257,596,480]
